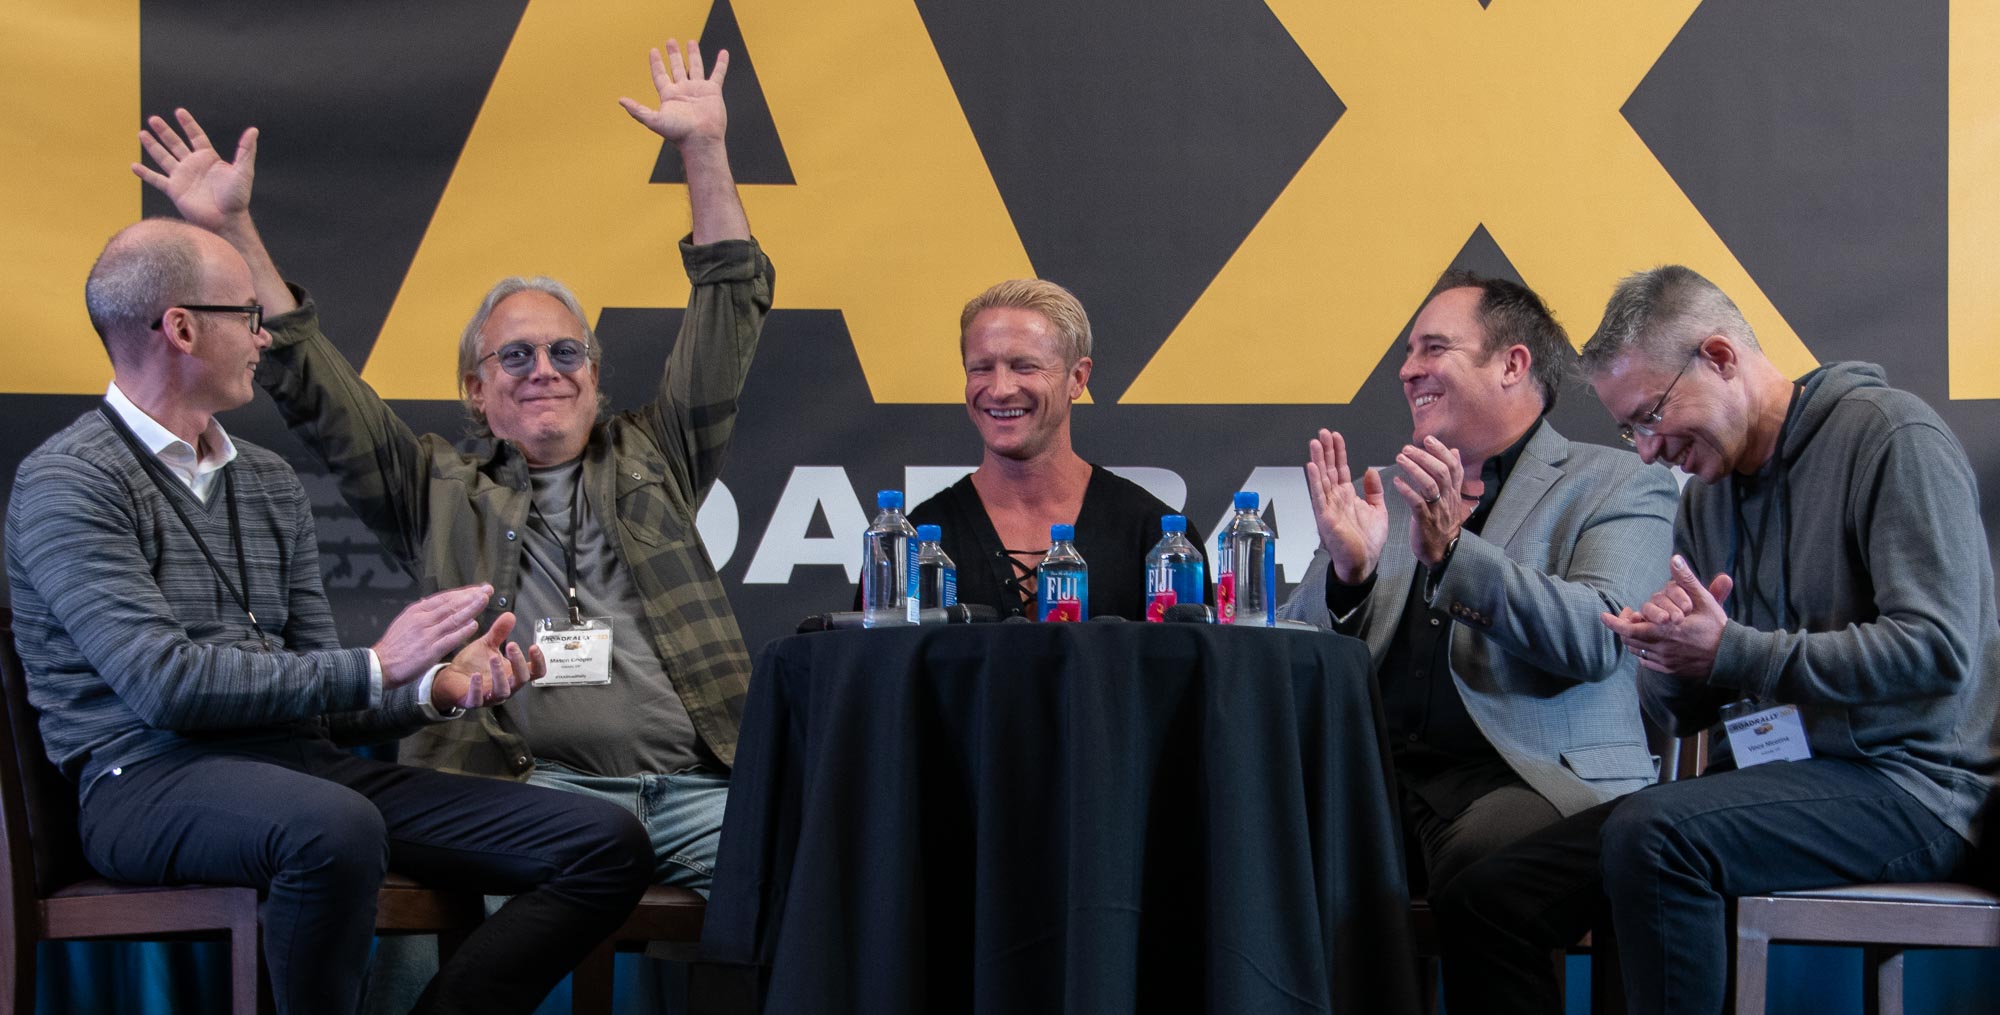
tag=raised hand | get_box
[1305,429,1389,585]
[1392,435,1470,567]
[132,108,257,235]
[432,612,545,710]
[617,39,729,149]
[372,585,491,689]
[1600,555,1734,679]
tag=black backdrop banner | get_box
[2,0,1994,666]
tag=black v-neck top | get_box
[905,465,1207,620]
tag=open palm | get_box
[1306,429,1390,585]
[132,108,255,233]
[618,40,729,146]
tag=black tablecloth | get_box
[703,623,1419,1014]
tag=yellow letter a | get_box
[361,0,1032,405]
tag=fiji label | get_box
[1039,573,1087,622]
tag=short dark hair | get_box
[1427,269,1573,412]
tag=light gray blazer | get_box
[1279,423,1679,816]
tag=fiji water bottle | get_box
[1217,491,1276,627]
[1037,524,1089,622]
[908,524,958,623]
[1145,514,1205,622]
[861,490,917,628]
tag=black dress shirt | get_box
[1327,419,1544,818]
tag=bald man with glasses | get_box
[6,212,655,1014]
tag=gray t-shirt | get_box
[506,461,705,775]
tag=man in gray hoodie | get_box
[1431,265,2000,1015]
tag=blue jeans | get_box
[1434,757,1968,1015]
[526,761,730,895]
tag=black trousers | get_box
[1402,774,1562,898]
[77,735,652,1015]
[1432,758,1968,1015]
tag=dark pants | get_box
[1433,758,1968,1015]
[1403,775,1562,898]
[78,735,653,1015]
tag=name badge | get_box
[534,616,613,687]
[1722,701,1812,767]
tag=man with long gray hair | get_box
[130,38,768,985]
[1433,265,2000,1015]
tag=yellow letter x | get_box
[1122,0,1818,405]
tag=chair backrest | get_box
[0,607,92,900]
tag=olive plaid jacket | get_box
[256,237,774,776]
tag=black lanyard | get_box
[528,468,586,625]
[1724,382,1804,630]
[97,402,268,644]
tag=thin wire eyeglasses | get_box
[1618,349,1701,445]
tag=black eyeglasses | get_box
[151,303,263,335]
[477,339,592,377]
[1618,348,1700,445]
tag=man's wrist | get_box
[1436,533,1461,571]
[676,135,728,158]
[1422,534,1461,599]
[417,664,465,722]
[1325,567,1376,619]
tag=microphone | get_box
[796,603,999,633]
[1161,603,1213,623]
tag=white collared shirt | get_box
[104,382,239,504]
[102,381,405,711]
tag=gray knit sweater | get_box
[6,410,429,797]
[1648,361,2000,841]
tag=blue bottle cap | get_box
[877,490,904,510]
[916,524,942,542]
[1233,491,1259,510]
[1050,524,1075,541]
[1161,514,1186,533]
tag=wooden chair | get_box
[0,606,484,1013]
[569,884,708,1015]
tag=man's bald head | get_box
[85,218,213,367]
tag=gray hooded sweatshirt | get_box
[1647,361,2000,842]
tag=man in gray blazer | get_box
[1278,269,1677,897]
